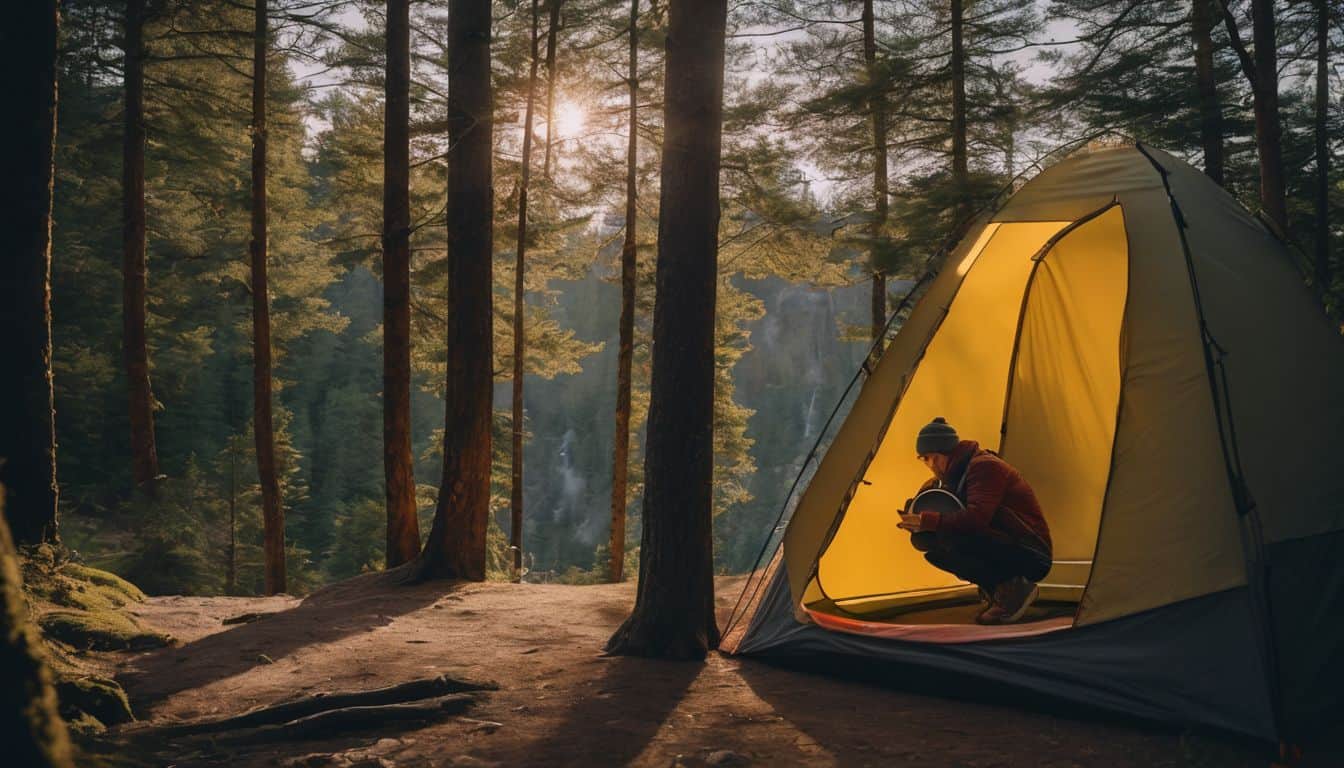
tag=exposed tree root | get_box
[208,694,479,742]
[152,674,497,736]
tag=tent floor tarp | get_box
[803,600,1074,643]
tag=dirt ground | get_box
[93,573,1327,767]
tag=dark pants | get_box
[911,530,1051,592]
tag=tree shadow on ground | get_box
[733,655,1274,768]
[521,654,701,765]
[117,568,451,711]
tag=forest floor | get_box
[90,572,1331,767]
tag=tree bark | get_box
[1,0,61,545]
[1219,0,1288,232]
[862,0,888,349]
[226,438,238,594]
[608,0,639,583]
[383,0,421,568]
[418,0,494,582]
[542,0,564,179]
[605,0,725,659]
[123,0,161,492]
[251,0,285,595]
[1192,0,1224,185]
[0,504,73,768]
[1313,0,1330,296]
[511,0,543,579]
[949,0,970,217]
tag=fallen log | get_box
[152,674,497,736]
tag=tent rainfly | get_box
[720,143,1344,743]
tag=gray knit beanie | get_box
[916,417,959,455]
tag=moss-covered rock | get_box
[38,610,171,651]
[56,675,134,726]
[60,564,145,604]
[60,711,106,736]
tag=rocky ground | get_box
[70,571,1334,767]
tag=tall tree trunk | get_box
[383,0,421,568]
[0,505,73,768]
[123,0,160,492]
[418,0,494,582]
[511,0,543,579]
[225,437,238,595]
[1,0,61,545]
[608,0,639,583]
[1192,0,1225,185]
[251,0,285,595]
[605,0,725,659]
[542,0,564,179]
[1313,0,1331,297]
[1219,0,1288,232]
[949,0,970,217]
[862,0,889,348]
[1249,0,1286,233]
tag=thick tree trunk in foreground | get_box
[383,0,421,568]
[1192,0,1224,185]
[606,0,725,659]
[251,0,285,595]
[949,0,970,217]
[1312,0,1330,297]
[1219,0,1288,233]
[542,0,564,179]
[0,504,73,768]
[419,0,494,581]
[511,0,543,579]
[123,0,161,492]
[862,0,888,348]
[608,0,639,583]
[1,0,61,545]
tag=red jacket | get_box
[917,440,1052,554]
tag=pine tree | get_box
[383,0,422,568]
[122,0,161,492]
[606,0,727,659]
[418,0,495,582]
[1,0,62,545]
[608,0,640,583]
[1218,0,1288,231]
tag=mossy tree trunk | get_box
[608,0,639,583]
[1,0,61,546]
[383,0,422,568]
[606,0,725,659]
[418,0,494,581]
[251,0,285,595]
[0,495,74,768]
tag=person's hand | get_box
[897,513,922,532]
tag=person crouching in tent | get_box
[898,417,1053,625]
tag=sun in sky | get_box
[553,99,586,140]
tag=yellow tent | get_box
[722,143,1344,742]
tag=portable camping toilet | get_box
[720,142,1344,743]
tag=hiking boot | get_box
[974,585,994,622]
[977,577,1039,625]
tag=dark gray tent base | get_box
[736,564,1278,741]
